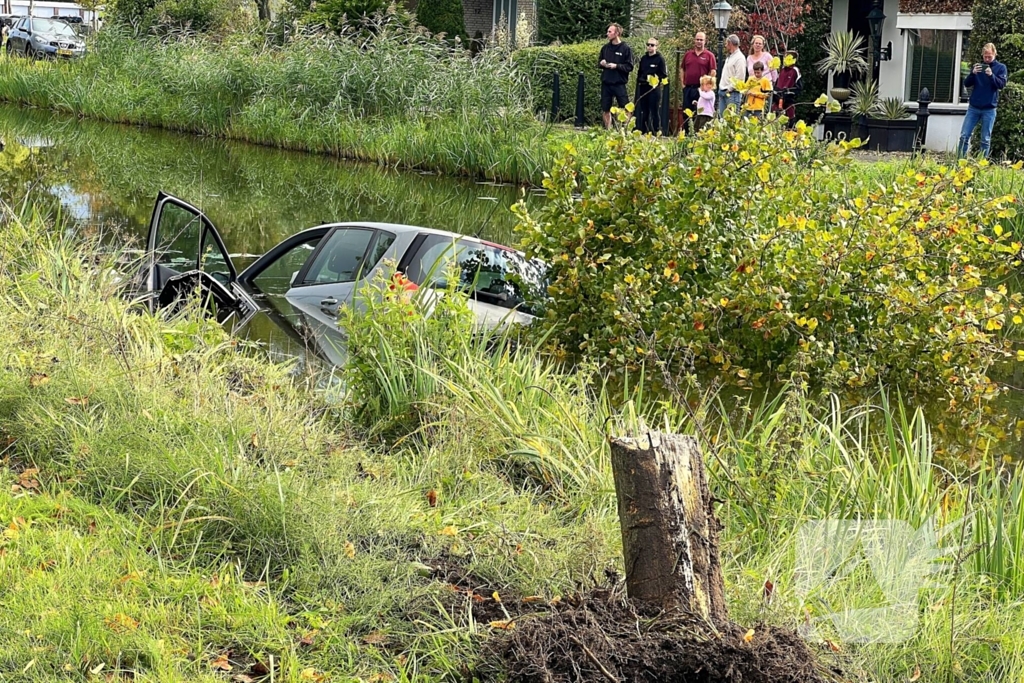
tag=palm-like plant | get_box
[816,31,869,77]
[848,78,879,118]
[876,97,910,120]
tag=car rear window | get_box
[404,235,546,315]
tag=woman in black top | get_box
[635,38,668,134]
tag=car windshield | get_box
[31,18,77,37]
[406,237,547,316]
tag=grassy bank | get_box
[2,182,1024,680]
[0,26,587,185]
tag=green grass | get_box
[2,186,1024,680]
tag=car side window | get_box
[251,235,322,296]
[299,228,375,286]
[366,231,396,272]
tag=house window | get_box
[904,29,970,104]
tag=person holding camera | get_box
[957,43,1008,159]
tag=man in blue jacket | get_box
[957,42,1008,159]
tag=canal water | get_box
[0,105,532,252]
[0,103,538,368]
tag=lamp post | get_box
[866,0,892,77]
[711,1,732,90]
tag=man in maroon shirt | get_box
[680,32,717,129]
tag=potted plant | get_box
[848,78,878,142]
[866,97,918,152]
[817,31,869,103]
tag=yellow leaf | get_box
[908,664,922,682]
[647,74,659,87]
[492,591,502,603]
[489,619,515,630]
[344,542,355,558]
[522,595,545,603]
[1014,315,1023,325]
[720,297,729,307]
[813,94,828,107]
[625,102,635,113]
[440,526,458,536]
[29,374,49,388]
[784,54,796,67]
[769,56,781,69]
[743,628,755,643]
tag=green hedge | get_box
[971,0,1023,73]
[514,40,647,125]
[991,82,1024,161]
[536,0,629,45]
[416,0,467,40]
[785,0,832,122]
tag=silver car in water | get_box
[5,16,86,59]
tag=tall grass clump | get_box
[0,13,583,183]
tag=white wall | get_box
[877,0,903,101]
[6,1,100,21]
[923,112,966,152]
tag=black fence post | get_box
[575,72,585,128]
[915,87,931,151]
[551,71,561,122]
[661,81,671,136]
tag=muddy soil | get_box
[484,583,839,683]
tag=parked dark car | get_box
[5,16,86,59]
[144,192,547,365]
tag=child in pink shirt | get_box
[693,75,716,132]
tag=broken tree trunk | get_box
[609,432,728,626]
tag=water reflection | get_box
[0,104,530,258]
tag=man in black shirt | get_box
[635,37,667,134]
[598,23,633,129]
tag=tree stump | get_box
[609,432,728,626]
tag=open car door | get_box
[145,191,240,316]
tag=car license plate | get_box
[57,48,72,56]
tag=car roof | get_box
[314,222,505,248]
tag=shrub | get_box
[289,0,389,32]
[971,0,1024,73]
[340,269,477,436]
[514,115,1023,426]
[415,0,467,41]
[514,39,638,123]
[536,0,629,45]
[108,0,233,32]
[992,82,1024,160]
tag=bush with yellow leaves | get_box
[513,114,1022,424]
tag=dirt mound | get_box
[485,584,839,683]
